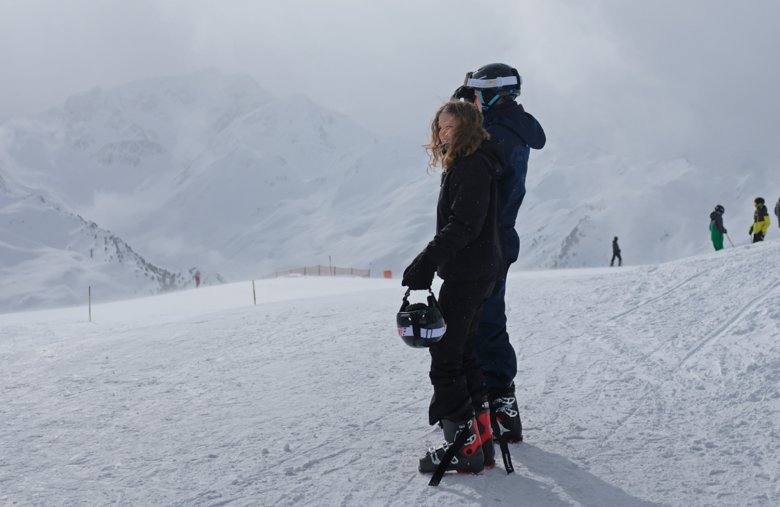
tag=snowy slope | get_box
[518,148,779,269]
[2,241,778,506]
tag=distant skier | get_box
[611,237,622,266]
[709,204,727,251]
[749,197,771,243]
[195,271,201,288]
[775,197,780,229]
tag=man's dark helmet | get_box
[715,204,725,213]
[396,289,446,348]
[755,197,765,205]
[453,63,522,107]
[467,63,521,95]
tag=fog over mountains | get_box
[1,70,777,311]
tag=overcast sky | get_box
[1,0,779,167]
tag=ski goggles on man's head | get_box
[463,72,520,90]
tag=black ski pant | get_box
[611,253,622,266]
[427,279,494,425]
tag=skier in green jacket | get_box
[709,205,727,251]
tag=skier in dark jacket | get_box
[709,205,727,251]
[611,237,622,266]
[774,198,780,229]
[402,100,504,476]
[452,63,545,443]
[749,197,770,242]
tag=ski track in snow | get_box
[676,277,780,370]
[2,243,780,506]
[607,269,709,322]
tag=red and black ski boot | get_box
[474,398,496,467]
[419,417,484,476]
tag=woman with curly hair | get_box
[402,100,504,476]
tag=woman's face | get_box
[438,111,459,146]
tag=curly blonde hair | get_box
[426,100,489,170]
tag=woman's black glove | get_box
[401,253,436,290]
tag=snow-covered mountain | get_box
[0,71,437,311]
[0,173,190,312]
[520,145,779,269]
[1,69,777,312]
[1,241,778,506]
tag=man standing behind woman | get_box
[453,64,546,443]
[402,100,504,475]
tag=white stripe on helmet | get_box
[465,76,519,89]
[398,325,447,339]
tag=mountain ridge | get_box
[1,69,778,311]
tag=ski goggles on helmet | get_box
[464,73,521,90]
[460,71,522,110]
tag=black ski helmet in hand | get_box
[396,289,446,348]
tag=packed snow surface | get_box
[1,241,779,506]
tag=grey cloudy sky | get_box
[1,0,778,167]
